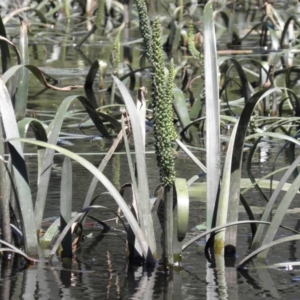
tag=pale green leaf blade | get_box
[182,220,271,252]
[257,171,300,260]
[251,154,300,250]
[238,235,300,268]
[112,75,157,257]
[15,20,29,120]
[204,1,220,230]
[214,121,239,254]
[0,78,38,257]
[8,138,155,264]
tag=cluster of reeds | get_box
[0,2,300,287]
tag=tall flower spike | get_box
[110,32,121,77]
[95,0,105,28]
[152,18,176,187]
[135,0,153,63]
[166,59,177,141]
[177,0,183,22]
[188,20,205,101]
[188,20,201,60]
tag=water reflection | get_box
[1,248,300,299]
[257,139,272,163]
[45,45,61,64]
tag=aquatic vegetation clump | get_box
[152,18,176,187]
[135,0,153,63]
[2,1,300,290]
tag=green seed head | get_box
[135,0,153,63]
[188,20,201,61]
[166,59,178,141]
[110,32,121,76]
[151,18,176,187]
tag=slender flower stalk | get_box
[135,0,153,63]
[166,59,178,141]
[152,18,176,187]
[188,21,201,60]
[95,0,105,28]
[177,0,183,22]
[110,32,121,77]
[188,20,205,101]
[62,0,70,19]
[135,1,177,185]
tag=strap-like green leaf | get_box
[182,220,271,252]
[204,1,220,230]
[0,78,38,257]
[113,75,157,258]
[15,20,29,120]
[8,138,156,264]
[239,234,300,268]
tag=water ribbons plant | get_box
[110,31,121,77]
[135,2,177,179]
[152,18,178,268]
[135,0,153,63]
[187,4,221,249]
[2,0,300,279]
[135,0,178,267]
[152,18,176,187]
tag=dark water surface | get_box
[1,1,300,299]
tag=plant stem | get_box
[62,0,70,20]
[164,186,174,269]
[95,0,105,29]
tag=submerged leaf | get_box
[3,65,82,91]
